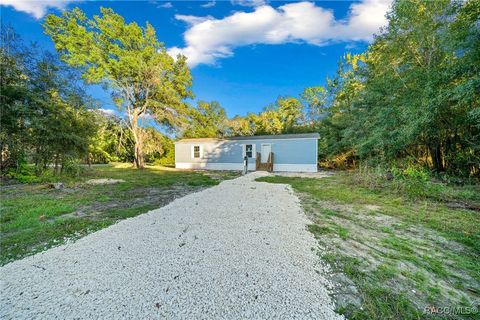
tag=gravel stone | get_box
[0,172,342,319]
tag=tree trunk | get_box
[134,138,145,169]
[54,154,59,175]
[130,112,145,169]
[429,144,445,172]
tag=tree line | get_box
[1,0,478,178]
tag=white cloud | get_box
[169,0,391,67]
[96,108,117,117]
[158,1,173,9]
[231,0,267,7]
[0,0,77,19]
[201,1,216,8]
[175,14,214,25]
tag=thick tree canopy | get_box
[302,0,479,175]
[182,101,228,138]
[44,7,193,168]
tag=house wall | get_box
[175,138,318,172]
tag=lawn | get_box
[0,163,239,266]
[257,172,479,320]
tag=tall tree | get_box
[228,115,255,136]
[44,7,193,168]
[183,101,228,138]
[307,0,479,175]
[0,26,29,172]
[276,97,304,133]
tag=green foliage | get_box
[229,96,305,136]
[1,27,98,176]
[44,7,193,168]
[6,165,41,184]
[88,112,134,164]
[306,0,479,176]
[153,138,175,166]
[228,115,255,136]
[183,101,228,138]
[0,28,29,172]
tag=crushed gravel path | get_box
[0,172,342,319]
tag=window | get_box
[246,144,253,158]
[193,145,201,158]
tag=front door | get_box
[261,144,271,163]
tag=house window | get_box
[246,144,253,158]
[193,145,201,158]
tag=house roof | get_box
[174,133,320,144]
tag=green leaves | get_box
[44,7,193,168]
[312,0,479,176]
[182,101,228,138]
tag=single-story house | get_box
[174,133,319,172]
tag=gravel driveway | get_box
[1,172,342,319]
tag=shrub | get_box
[5,165,40,183]
[61,159,85,177]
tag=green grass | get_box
[0,163,239,265]
[257,171,480,320]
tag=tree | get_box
[276,97,304,133]
[44,7,193,168]
[1,26,97,175]
[301,86,328,125]
[0,26,29,172]
[228,115,254,136]
[254,110,283,135]
[27,52,97,173]
[307,0,479,175]
[88,110,134,164]
[355,0,479,174]
[252,97,304,135]
[183,101,228,138]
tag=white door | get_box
[261,144,271,163]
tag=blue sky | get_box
[0,0,391,117]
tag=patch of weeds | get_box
[403,270,428,289]
[381,235,414,255]
[1,218,113,265]
[320,208,339,216]
[427,285,442,302]
[337,226,349,240]
[356,286,422,320]
[375,264,399,281]
[421,255,450,278]
[329,254,422,320]
[104,204,159,220]
[308,224,332,237]
[186,176,218,186]
[381,226,394,234]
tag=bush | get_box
[61,159,85,177]
[352,165,447,200]
[153,146,175,167]
[5,165,40,183]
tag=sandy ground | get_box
[0,172,342,320]
[273,170,335,178]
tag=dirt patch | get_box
[274,170,335,179]
[364,204,381,211]
[201,171,241,181]
[85,178,125,185]
[61,185,204,220]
